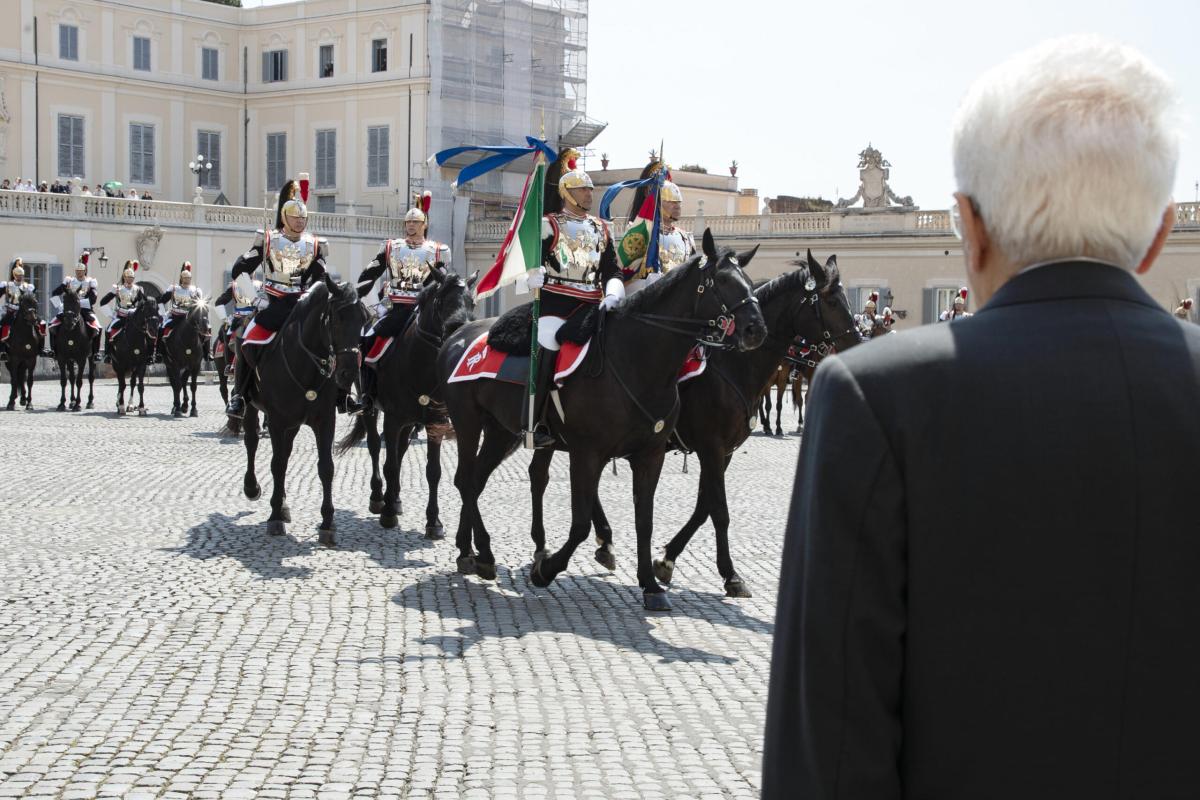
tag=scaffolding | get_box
[426,0,604,253]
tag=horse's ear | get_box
[823,254,839,287]
[735,244,759,268]
[324,274,337,295]
[702,228,717,261]
[467,270,480,289]
[808,250,827,286]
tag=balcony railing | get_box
[0,190,407,239]
[468,202,1200,242]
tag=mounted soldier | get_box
[524,148,623,447]
[50,252,100,361]
[621,160,696,293]
[213,271,264,372]
[157,262,210,362]
[98,260,146,363]
[1173,297,1193,321]
[225,173,330,419]
[353,190,450,413]
[0,258,40,363]
[940,286,973,321]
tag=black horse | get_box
[338,269,479,537]
[108,296,157,417]
[51,286,96,411]
[528,251,860,597]
[161,304,209,418]
[4,292,44,410]
[436,230,767,610]
[214,314,252,433]
[238,278,366,545]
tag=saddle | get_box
[364,312,418,365]
[487,301,600,354]
[448,329,591,388]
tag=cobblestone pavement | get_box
[0,380,805,799]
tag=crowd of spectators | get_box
[1,178,152,200]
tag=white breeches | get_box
[538,316,565,351]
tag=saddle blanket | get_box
[214,339,226,358]
[240,320,277,347]
[677,346,707,384]
[364,336,395,365]
[447,331,589,387]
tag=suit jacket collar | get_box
[979,259,1163,314]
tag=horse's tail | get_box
[336,414,368,455]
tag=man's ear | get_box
[1136,203,1175,275]
[957,193,990,276]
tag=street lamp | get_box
[188,154,213,188]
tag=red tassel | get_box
[79,252,89,266]
[567,157,577,171]
[421,191,432,214]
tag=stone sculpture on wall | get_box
[136,225,164,267]
[836,144,915,209]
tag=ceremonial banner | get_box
[475,157,545,300]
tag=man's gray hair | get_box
[953,35,1179,270]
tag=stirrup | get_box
[226,395,246,419]
[526,424,556,449]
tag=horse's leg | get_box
[366,410,386,515]
[774,384,784,436]
[188,367,199,417]
[7,364,17,410]
[531,452,604,588]
[707,453,749,597]
[315,414,337,546]
[136,364,147,414]
[171,368,182,416]
[528,448,553,558]
[451,415,484,571]
[467,425,520,580]
[85,358,94,409]
[655,473,711,587]
[25,361,34,408]
[116,369,126,415]
[758,393,769,431]
[592,497,616,570]
[424,434,444,540]
[628,446,671,610]
[378,413,403,529]
[794,377,805,433]
[57,361,67,410]
[266,425,298,537]
[242,407,262,500]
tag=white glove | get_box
[526,267,546,290]
[602,293,620,311]
[645,271,664,286]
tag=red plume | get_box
[298,172,310,204]
[666,170,673,181]
[567,157,577,171]
[959,287,968,299]
[869,291,879,303]
[131,260,139,272]
[79,251,89,266]
[1186,299,1194,310]
[421,191,432,214]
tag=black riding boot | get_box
[203,335,213,364]
[337,388,365,416]
[226,347,255,418]
[524,348,559,449]
[90,333,101,362]
[102,331,112,363]
[47,328,57,357]
[0,340,7,363]
[358,365,377,414]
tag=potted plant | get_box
[601,152,609,170]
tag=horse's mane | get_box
[289,281,331,326]
[611,251,713,319]
[416,275,475,337]
[755,267,811,308]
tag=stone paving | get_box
[0,380,805,799]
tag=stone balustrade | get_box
[0,189,407,239]
[467,202,1200,242]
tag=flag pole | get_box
[526,110,547,449]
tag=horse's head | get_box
[60,283,81,314]
[324,275,367,392]
[421,268,479,338]
[697,229,767,352]
[803,249,861,353]
[18,291,38,324]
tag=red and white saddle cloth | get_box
[49,316,100,333]
[677,345,707,384]
[239,319,277,347]
[364,335,395,365]
[447,331,590,387]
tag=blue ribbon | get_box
[434,137,557,187]
[598,176,655,221]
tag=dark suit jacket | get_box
[762,261,1200,799]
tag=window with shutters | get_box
[57,114,85,178]
[266,133,287,192]
[129,123,155,184]
[367,126,389,187]
[59,25,79,61]
[197,130,221,189]
[319,45,334,78]
[372,39,387,73]
[315,130,336,188]
[133,36,151,71]
[202,47,219,81]
[263,49,288,83]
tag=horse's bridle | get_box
[629,257,760,349]
[810,288,862,354]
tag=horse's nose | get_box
[740,320,767,351]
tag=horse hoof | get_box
[380,512,398,529]
[318,530,336,548]
[189,407,199,418]
[266,520,287,537]
[117,406,126,416]
[5,402,13,411]
[643,590,672,612]
[172,408,181,418]
[244,482,262,501]
[775,428,783,437]
[369,498,385,514]
[57,403,65,411]
[594,546,616,571]
[475,560,497,581]
[724,577,753,599]
[86,401,94,409]
[425,523,445,540]
[279,505,292,523]
[456,554,476,575]
[529,550,552,589]
[138,408,148,417]
[653,558,675,585]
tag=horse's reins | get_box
[627,256,759,350]
[280,292,360,400]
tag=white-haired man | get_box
[765,36,1197,799]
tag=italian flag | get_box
[616,189,658,274]
[475,156,545,300]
